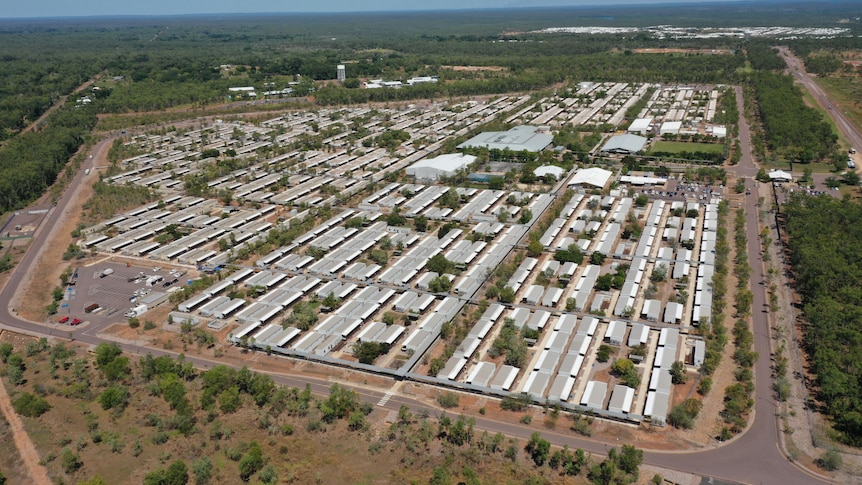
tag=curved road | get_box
[0,108,827,484]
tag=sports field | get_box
[651,141,725,154]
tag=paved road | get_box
[0,108,827,484]
[777,46,862,152]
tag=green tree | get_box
[428,275,452,293]
[386,207,406,226]
[99,385,130,411]
[5,354,25,386]
[239,441,264,481]
[527,238,544,257]
[352,341,387,365]
[94,343,129,381]
[525,432,551,466]
[590,252,606,265]
[144,460,189,485]
[427,253,454,274]
[219,386,242,413]
[650,263,668,282]
[0,343,13,363]
[596,345,612,363]
[611,358,634,376]
[319,384,363,423]
[670,361,687,384]
[160,374,187,410]
[498,286,515,304]
[192,457,213,485]
[698,377,713,396]
[12,392,51,417]
[618,444,643,478]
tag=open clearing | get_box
[651,141,725,154]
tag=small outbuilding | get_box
[768,170,792,183]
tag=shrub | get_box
[12,392,51,417]
[817,449,842,471]
[501,393,532,412]
[596,345,611,363]
[239,441,264,481]
[99,386,130,411]
[667,398,703,429]
[698,377,713,396]
[670,361,687,384]
[151,432,170,445]
[437,392,460,409]
[60,448,83,474]
[219,386,242,414]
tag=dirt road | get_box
[0,371,52,484]
[19,76,98,136]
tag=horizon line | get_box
[3,0,801,22]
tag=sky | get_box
[4,0,746,19]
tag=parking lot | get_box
[58,261,184,327]
[628,178,724,203]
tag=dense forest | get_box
[0,105,96,213]
[750,72,837,162]
[783,195,862,446]
[742,43,839,163]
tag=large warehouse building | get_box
[568,167,614,191]
[601,134,648,155]
[457,125,553,152]
[406,153,477,181]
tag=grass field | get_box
[651,141,725,154]
[818,76,862,149]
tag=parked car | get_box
[59,316,70,324]
[70,318,83,326]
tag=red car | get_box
[59,316,70,324]
[70,318,83,326]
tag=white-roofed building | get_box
[457,125,553,152]
[768,170,792,183]
[659,121,682,135]
[406,153,477,181]
[627,118,653,135]
[709,125,727,138]
[568,167,614,190]
[534,165,566,180]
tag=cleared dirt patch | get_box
[632,48,734,55]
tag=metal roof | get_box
[602,134,647,154]
[457,125,553,152]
